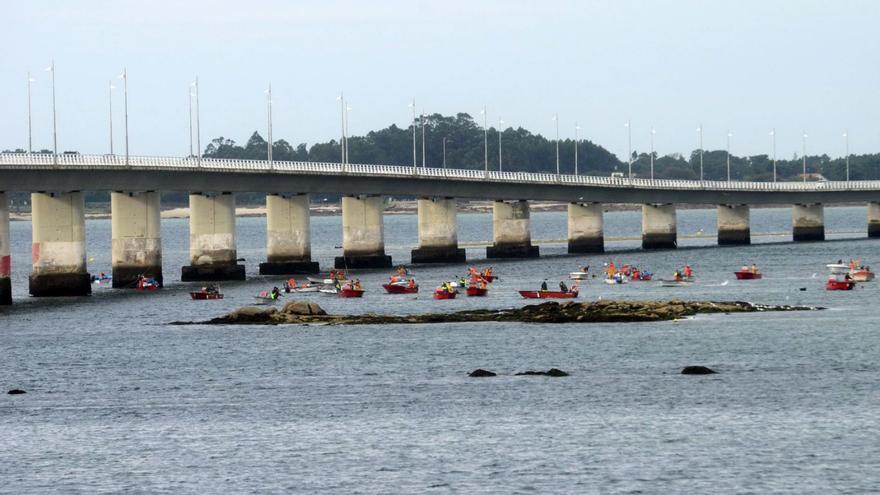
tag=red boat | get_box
[466,286,488,297]
[190,288,223,300]
[826,264,856,291]
[136,276,160,291]
[734,270,762,280]
[433,288,457,300]
[339,287,365,298]
[518,290,578,299]
[383,283,418,294]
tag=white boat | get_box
[292,286,320,293]
[319,287,339,295]
[569,271,589,280]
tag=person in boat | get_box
[407,278,416,289]
[750,264,758,274]
[631,267,640,280]
[270,287,280,300]
[673,271,682,282]
[559,281,568,292]
[683,265,693,278]
[354,279,363,290]
[541,280,548,291]
[459,276,467,288]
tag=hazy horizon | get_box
[2,0,879,163]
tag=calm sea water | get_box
[2,207,879,494]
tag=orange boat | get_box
[383,283,418,294]
[518,290,578,299]
[466,285,488,297]
[433,284,458,299]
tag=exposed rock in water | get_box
[681,365,718,375]
[174,299,819,326]
[469,369,497,377]
[7,389,26,395]
[515,368,569,377]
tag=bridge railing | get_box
[2,152,880,192]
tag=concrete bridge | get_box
[2,152,880,304]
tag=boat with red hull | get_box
[339,287,365,298]
[826,264,856,291]
[735,270,762,280]
[433,289,457,299]
[518,290,579,299]
[383,283,418,294]
[466,286,488,297]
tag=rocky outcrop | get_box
[7,389,26,395]
[681,365,718,375]
[515,368,569,377]
[469,369,497,377]
[175,299,818,326]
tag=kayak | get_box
[433,290,457,300]
[466,286,488,297]
[383,283,418,294]
[518,290,578,299]
[735,270,762,280]
[339,288,365,298]
[190,290,223,300]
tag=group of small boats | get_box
[825,259,874,290]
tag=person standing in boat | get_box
[541,280,548,291]
[559,281,568,292]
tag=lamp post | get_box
[553,113,560,175]
[192,77,201,164]
[188,88,194,157]
[650,127,656,180]
[498,118,504,172]
[27,72,35,154]
[624,120,632,178]
[108,80,115,155]
[119,68,129,166]
[337,92,346,165]
[726,130,732,181]
[344,103,351,165]
[46,61,57,163]
[266,84,273,166]
[574,123,580,176]
[421,113,427,168]
[481,106,488,173]
[696,124,703,180]
[802,131,808,182]
[408,98,416,169]
[770,129,776,182]
[843,131,850,181]
[442,137,452,169]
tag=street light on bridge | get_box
[337,93,347,166]
[696,124,703,180]
[27,72,35,154]
[265,84,273,168]
[481,106,488,173]
[553,113,560,176]
[770,129,776,182]
[191,78,201,164]
[802,131,808,182]
[498,117,504,172]
[45,61,57,163]
[574,123,580,176]
[726,130,733,182]
[408,98,417,169]
[650,127,656,180]
[421,112,427,168]
[442,137,452,169]
[108,80,115,155]
[624,120,632,179]
[118,68,129,166]
[843,131,850,182]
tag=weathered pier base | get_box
[181,192,245,281]
[0,193,10,305]
[792,203,825,242]
[411,197,466,264]
[335,195,392,269]
[111,191,163,288]
[260,193,319,274]
[868,202,880,238]
[641,203,677,249]
[29,192,91,296]
[567,202,604,253]
[486,200,539,258]
[717,204,750,245]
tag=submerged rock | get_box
[7,389,26,395]
[469,369,497,377]
[515,368,569,377]
[681,365,718,375]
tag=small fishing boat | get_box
[466,285,488,297]
[518,289,578,299]
[734,269,762,280]
[604,274,628,285]
[190,287,223,300]
[136,276,160,291]
[826,264,856,290]
[292,285,321,293]
[433,285,458,299]
[319,287,339,295]
[569,271,589,280]
[339,287,365,298]
[253,290,281,305]
[630,272,653,281]
[383,282,418,294]
[91,273,112,284]
[850,267,875,282]
[659,279,693,288]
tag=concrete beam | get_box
[181,192,245,281]
[29,192,91,296]
[335,195,392,269]
[792,203,824,242]
[869,202,880,238]
[0,193,10,305]
[487,200,539,258]
[260,193,319,274]
[717,204,750,245]
[642,203,677,250]
[111,191,163,288]
[567,202,604,253]
[411,197,466,264]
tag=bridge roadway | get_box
[1,152,880,304]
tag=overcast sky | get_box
[2,0,879,163]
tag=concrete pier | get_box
[335,195,392,269]
[29,192,91,296]
[486,200,539,258]
[181,192,245,281]
[717,204,751,245]
[642,203,677,249]
[0,193,10,305]
[259,193,319,274]
[868,202,880,238]
[792,203,825,242]
[567,202,604,253]
[411,197,466,263]
[111,191,162,288]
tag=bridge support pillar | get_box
[792,203,825,242]
[567,202,604,253]
[411,197,466,264]
[111,191,163,288]
[181,192,245,281]
[0,193,10,305]
[868,202,880,238]
[29,192,91,296]
[717,204,750,245]
[487,200,539,258]
[642,203,677,249]
[335,195,392,269]
[259,193,319,274]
